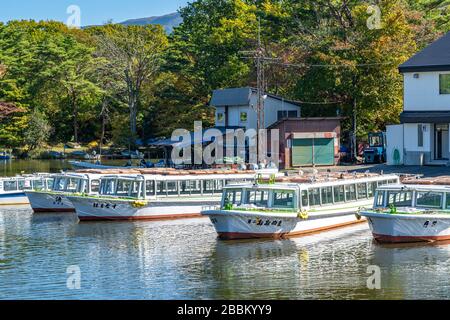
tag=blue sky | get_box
[0,0,189,26]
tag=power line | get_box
[271,61,394,68]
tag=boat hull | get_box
[25,191,75,213]
[0,192,29,205]
[203,205,368,240]
[362,211,450,243]
[67,196,220,221]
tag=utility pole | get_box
[240,19,279,164]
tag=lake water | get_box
[0,160,449,300]
[1,207,450,300]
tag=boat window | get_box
[378,180,389,187]
[301,190,309,207]
[180,180,192,195]
[309,188,321,207]
[66,178,81,192]
[100,179,116,195]
[130,181,142,198]
[3,180,18,191]
[321,187,333,205]
[345,184,357,201]
[357,183,368,199]
[334,185,345,203]
[146,180,155,196]
[33,179,45,191]
[368,182,377,197]
[203,180,214,194]
[416,191,443,208]
[19,179,33,190]
[156,181,165,195]
[446,194,450,209]
[166,181,178,196]
[46,178,54,190]
[214,180,224,194]
[246,190,269,207]
[54,178,63,191]
[375,191,385,207]
[91,180,100,193]
[116,180,132,196]
[223,189,242,206]
[273,190,295,209]
[388,179,398,184]
[387,191,413,207]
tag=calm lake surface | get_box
[1,208,450,300]
[0,160,449,299]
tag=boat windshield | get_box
[53,177,86,193]
[385,190,413,207]
[223,188,297,211]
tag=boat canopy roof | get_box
[225,173,399,190]
[99,172,256,181]
[377,184,450,192]
[225,183,300,191]
[51,172,104,179]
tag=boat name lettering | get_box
[92,202,117,209]
[424,221,438,228]
[247,218,282,227]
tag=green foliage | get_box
[23,109,52,151]
[0,1,447,152]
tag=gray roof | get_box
[210,87,301,107]
[400,111,450,123]
[399,32,450,73]
[210,88,252,106]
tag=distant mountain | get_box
[119,12,182,33]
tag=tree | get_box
[92,24,168,143]
[23,109,52,151]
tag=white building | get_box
[210,87,301,129]
[387,32,450,166]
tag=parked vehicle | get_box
[363,132,386,164]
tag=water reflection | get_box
[1,207,450,300]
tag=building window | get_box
[240,112,248,122]
[217,113,224,122]
[418,124,424,147]
[439,74,450,94]
[277,110,298,120]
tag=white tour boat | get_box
[25,172,102,213]
[0,174,53,205]
[201,173,399,239]
[66,169,265,221]
[360,177,450,243]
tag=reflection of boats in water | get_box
[368,241,450,299]
[204,224,376,299]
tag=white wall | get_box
[386,125,404,165]
[404,71,450,111]
[215,92,300,129]
[403,123,431,152]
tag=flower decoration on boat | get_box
[132,200,148,208]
